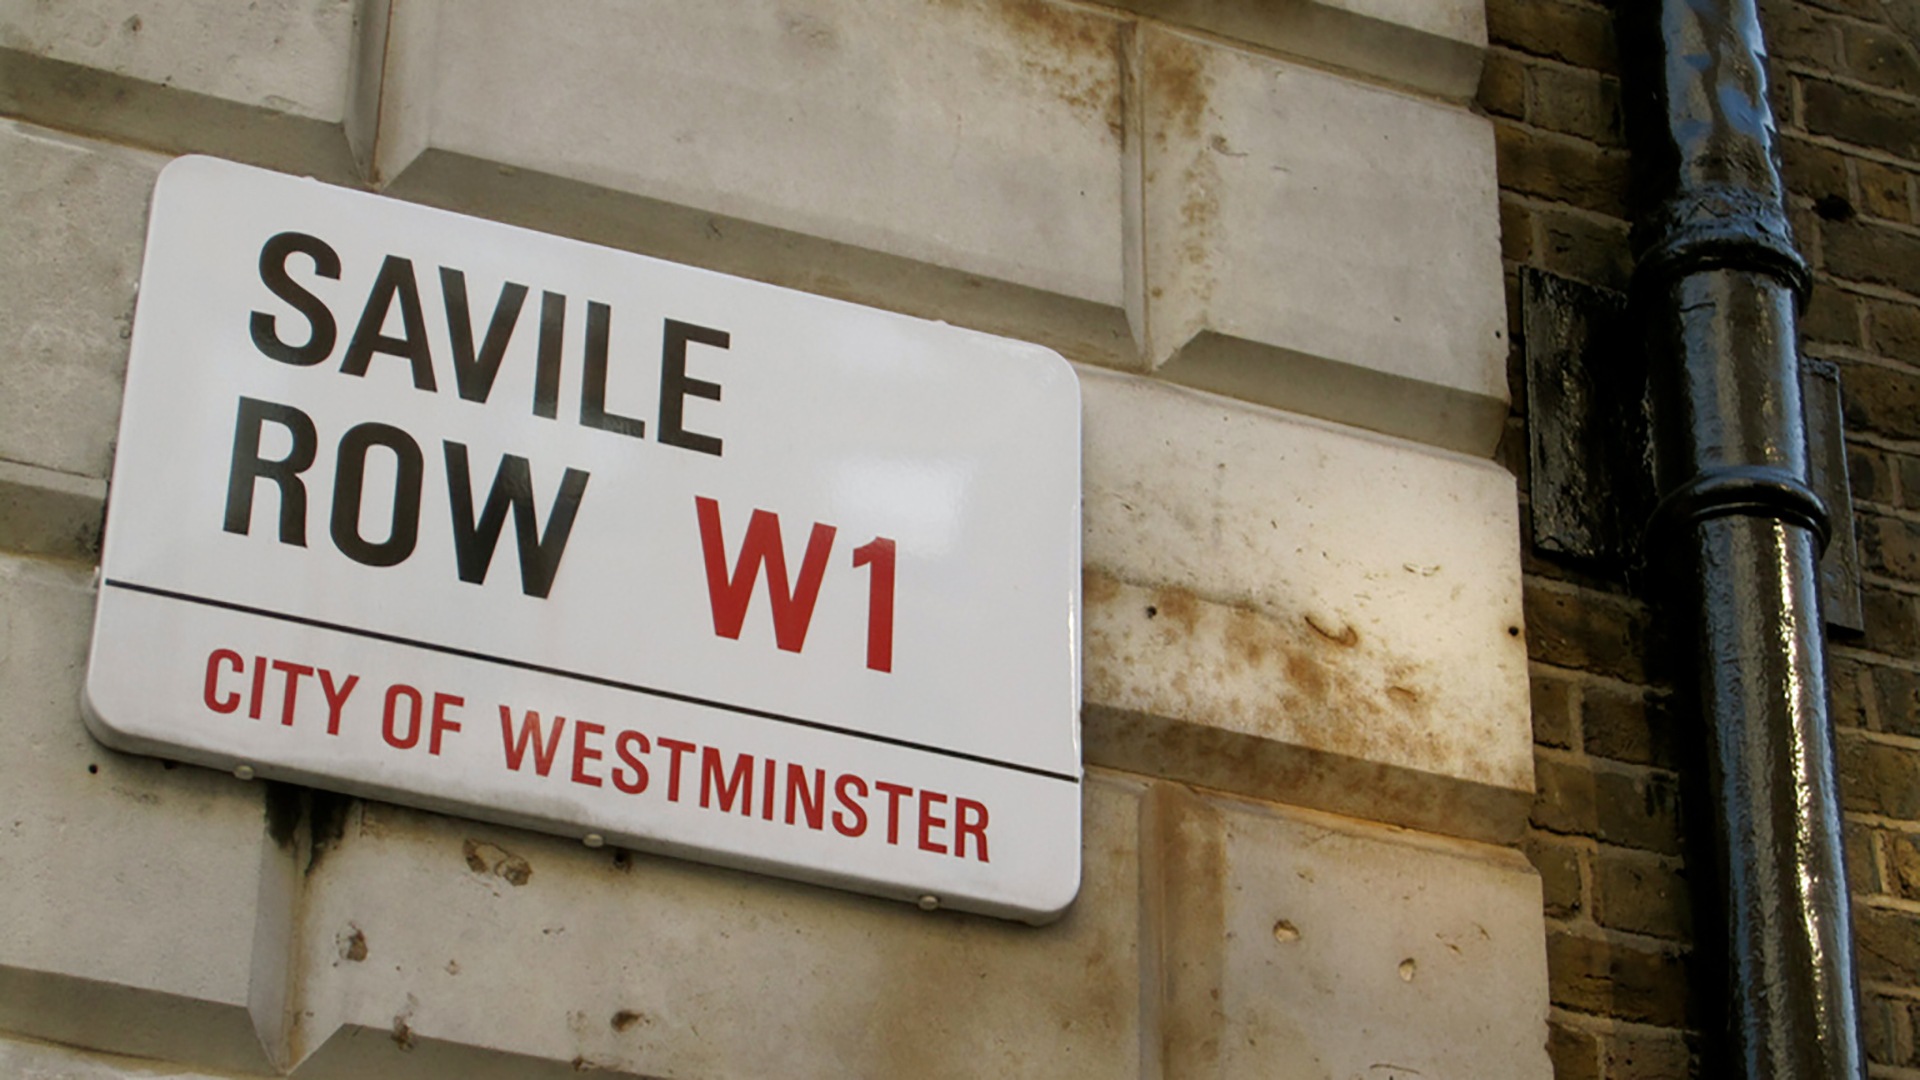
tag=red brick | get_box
[1530,65,1624,146]
[1860,159,1915,223]
[1605,1029,1697,1080]
[1533,754,1598,836]
[1855,903,1920,985]
[1823,218,1920,294]
[1593,767,1684,854]
[1532,755,1684,854]
[1859,992,1909,1066]
[1584,686,1676,768]
[1900,453,1920,509]
[1887,830,1920,900]
[1841,360,1920,443]
[1862,586,1920,659]
[1501,193,1535,262]
[1480,47,1528,121]
[1800,281,1860,346]
[1533,672,1576,749]
[1849,818,1883,894]
[1527,833,1585,919]
[1840,733,1920,819]
[1881,826,1920,903]
[1547,931,1693,1025]
[1796,0,1887,17]
[1593,849,1693,941]
[1768,3,1841,69]
[1537,206,1634,290]
[1486,0,1619,72]
[1849,444,1893,503]
[1870,663,1920,737]
[1549,1020,1602,1080]
[1867,297,1920,359]
[1780,136,1851,205]
[1859,511,1920,581]
[1523,585,1649,682]
[1496,124,1633,219]
[1804,78,1920,159]
[1845,22,1920,96]
[1830,655,1873,730]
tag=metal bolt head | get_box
[582,833,605,849]
[233,764,255,781]
[917,894,939,911]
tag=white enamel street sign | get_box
[84,156,1083,923]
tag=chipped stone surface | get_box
[277,774,1142,1076]
[1140,26,1509,454]
[0,0,357,122]
[0,120,163,480]
[0,552,278,1074]
[1144,786,1550,1079]
[376,0,1128,338]
[1079,368,1532,838]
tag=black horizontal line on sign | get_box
[104,578,1080,785]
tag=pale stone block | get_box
[0,1032,234,1080]
[275,773,1143,1076]
[0,553,281,1073]
[0,0,356,122]
[1079,369,1531,842]
[0,121,164,480]
[1139,27,1509,455]
[1105,0,1486,102]
[1142,786,1551,1080]
[0,1,368,180]
[374,0,1136,366]
[0,459,106,562]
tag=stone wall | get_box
[0,1,1550,1076]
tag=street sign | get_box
[83,156,1083,923]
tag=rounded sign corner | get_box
[1018,855,1084,927]
[155,153,233,192]
[79,672,138,753]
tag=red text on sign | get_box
[203,648,358,734]
[495,704,988,862]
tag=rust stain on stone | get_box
[1283,651,1331,703]
[1305,614,1360,647]
[1083,566,1121,605]
[1146,31,1210,143]
[611,1009,648,1032]
[1083,572,1453,778]
[934,0,1123,140]
[339,924,368,963]
[391,995,418,1051]
[1153,585,1202,634]
[463,838,534,886]
[1144,783,1227,1075]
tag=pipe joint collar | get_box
[1636,187,1810,300]
[1646,464,1832,552]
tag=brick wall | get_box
[1487,0,1920,1075]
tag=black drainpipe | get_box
[1625,0,1864,1075]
